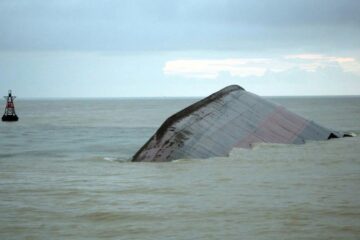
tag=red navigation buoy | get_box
[2,90,19,122]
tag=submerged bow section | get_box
[132,85,344,162]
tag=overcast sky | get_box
[0,0,359,97]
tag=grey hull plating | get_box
[132,85,344,162]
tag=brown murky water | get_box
[1,97,359,239]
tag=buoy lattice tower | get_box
[2,90,19,122]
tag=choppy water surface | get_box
[1,97,360,239]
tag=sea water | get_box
[0,97,359,240]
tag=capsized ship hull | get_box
[132,85,346,162]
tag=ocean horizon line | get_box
[12,94,360,100]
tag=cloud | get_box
[285,54,360,74]
[208,63,360,96]
[163,54,360,79]
[163,59,268,79]
[285,54,354,62]
[0,0,359,51]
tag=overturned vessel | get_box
[2,90,19,122]
[132,85,346,162]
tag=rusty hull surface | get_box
[132,85,343,162]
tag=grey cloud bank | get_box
[1,0,359,52]
[0,0,359,97]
